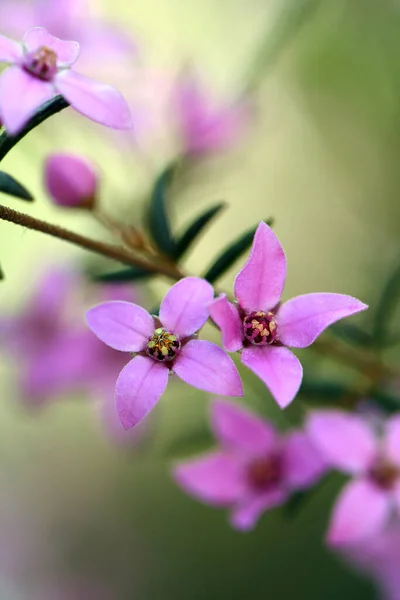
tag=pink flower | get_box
[86,277,244,429]
[173,398,327,530]
[0,26,132,134]
[173,68,250,156]
[44,153,98,209]
[308,409,400,546]
[209,222,368,408]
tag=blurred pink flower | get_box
[86,277,243,429]
[44,153,98,209]
[0,0,136,74]
[174,398,327,530]
[209,221,368,408]
[0,267,142,445]
[173,68,250,156]
[308,410,400,546]
[0,27,132,134]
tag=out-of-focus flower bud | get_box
[44,153,99,209]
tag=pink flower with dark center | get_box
[86,277,244,429]
[173,68,250,156]
[0,26,132,134]
[44,153,98,209]
[209,221,368,408]
[308,410,400,545]
[173,398,327,530]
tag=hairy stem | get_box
[0,204,183,280]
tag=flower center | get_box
[368,458,399,491]
[24,46,58,80]
[146,328,181,363]
[246,455,282,492]
[243,311,278,345]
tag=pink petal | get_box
[277,293,368,348]
[115,356,169,428]
[159,277,214,339]
[234,222,286,313]
[0,66,55,134]
[44,153,98,208]
[173,452,244,506]
[211,398,278,456]
[0,34,22,62]
[241,345,302,409]
[307,410,377,474]
[384,415,400,467]
[209,294,243,352]
[283,430,329,490]
[55,70,132,129]
[86,301,154,352]
[327,479,390,546]
[230,490,287,531]
[23,27,80,66]
[173,340,243,397]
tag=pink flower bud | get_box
[44,152,98,209]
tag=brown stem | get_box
[0,204,182,280]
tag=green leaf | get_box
[329,322,373,348]
[0,263,4,280]
[203,218,274,284]
[373,261,400,346]
[0,96,69,162]
[173,202,226,260]
[369,388,400,413]
[147,163,176,258]
[0,171,34,201]
[298,379,348,401]
[95,266,153,283]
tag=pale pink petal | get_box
[283,430,329,490]
[209,294,243,352]
[307,410,376,474]
[173,340,243,397]
[44,153,98,208]
[86,301,153,352]
[0,66,55,134]
[159,277,214,339]
[55,70,132,129]
[230,490,287,531]
[23,27,80,66]
[173,452,244,506]
[0,34,22,62]
[327,479,390,546]
[384,415,400,467]
[277,293,368,348]
[115,356,169,428]
[211,398,278,455]
[234,222,286,313]
[241,345,302,409]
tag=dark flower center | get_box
[246,455,282,492]
[243,311,278,345]
[24,46,58,80]
[368,458,399,491]
[146,328,181,363]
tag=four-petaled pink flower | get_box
[86,277,244,429]
[308,410,400,545]
[174,398,327,530]
[174,68,250,156]
[0,26,132,134]
[209,221,368,408]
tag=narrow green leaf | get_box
[0,96,69,162]
[173,202,226,259]
[329,322,373,348]
[0,171,34,201]
[95,266,153,283]
[0,263,4,280]
[298,379,348,401]
[373,261,400,346]
[203,218,274,284]
[147,163,176,258]
[369,388,400,413]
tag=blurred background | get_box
[1,0,400,597]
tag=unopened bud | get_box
[44,153,98,209]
